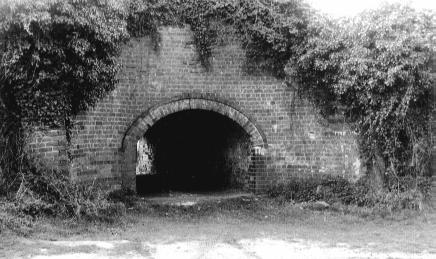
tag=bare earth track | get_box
[1,193,435,259]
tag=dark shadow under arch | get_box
[120,98,268,193]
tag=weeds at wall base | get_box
[0,161,130,236]
[1,190,432,236]
[0,158,432,234]
[267,174,432,216]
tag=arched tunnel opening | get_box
[136,110,252,195]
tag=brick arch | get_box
[120,98,268,192]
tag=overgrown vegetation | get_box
[0,0,312,221]
[0,167,126,235]
[0,0,128,129]
[126,0,310,71]
[290,5,435,190]
[268,174,432,212]
[0,0,434,228]
[0,0,129,199]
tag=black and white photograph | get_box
[0,0,435,258]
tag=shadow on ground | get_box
[1,193,436,259]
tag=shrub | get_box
[0,199,34,235]
[0,0,128,196]
[13,160,125,220]
[290,4,435,186]
[364,189,425,211]
[0,0,128,128]
[267,175,364,204]
[0,1,432,220]
[108,187,137,208]
[267,174,430,212]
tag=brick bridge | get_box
[27,27,435,197]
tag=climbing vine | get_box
[0,0,128,129]
[290,4,435,188]
[126,0,310,72]
[0,0,309,130]
[0,0,128,191]
[0,0,434,194]
[0,0,310,193]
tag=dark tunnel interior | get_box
[136,109,251,195]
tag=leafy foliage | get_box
[0,0,433,210]
[290,4,435,185]
[0,0,128,129]
[14,159,126,220]
[125,0,310,72]
[126,0,176,50]
[268,174,431,211]
[267,175,368,204]
[0,0,310,132]
[0,0,312,195]
[232,0,310,76]
[0,0,129,196]
[0,199,34,235]
[124,1,434,189]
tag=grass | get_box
[1,195,435,258]
[2,194,433,235]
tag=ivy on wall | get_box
[126,0,310,72]
[0,0,129,191]
[0,0,308,133]
[0,0,128,131]
[290,5,435,188]
[124,0,435,187]
[0,0,434,192]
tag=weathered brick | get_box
[26,26,373,193]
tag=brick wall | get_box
[26,129,69,171]
[29,26,361,192]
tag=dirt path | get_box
[1,198,436,259]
